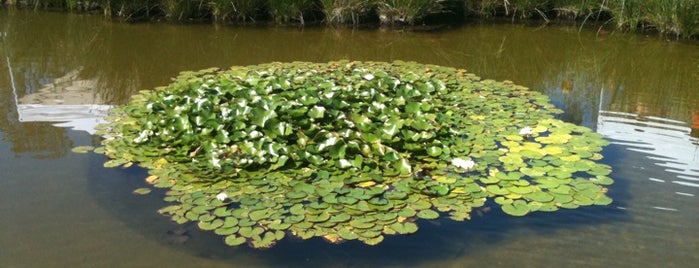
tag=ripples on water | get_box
[1,8,698,268]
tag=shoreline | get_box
[2,1,697,41]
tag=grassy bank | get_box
[2,0,698,39]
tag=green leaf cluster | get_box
[93,61,614,248]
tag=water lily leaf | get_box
[486,185,509,195]
[224,235,247,246]
[392,158,412,175]
[223,217,239,228]
[593,195,613,205]
[398,207,417,218]
[71,146,94,154]
[214,226,240,236]
[249,209,269,221]
[337,228,359,240]
[307,106,326,119]
[198,219,224,231]
[426,146,443,157]
[393,221,419,235]
[133,188,151,195]
[416,209,439,220]
[501,200,530,216]
[213,207,230,217]
[158,205,181,215]
[588,165,612,176]
[286,191,307,199]
[349,219,375,229]
[536,134,572,144]
[526,191,554,202]
[104,159,129,168]
[96,60,614,249]
[494,196,513,205]
[360,235,384,246]
[591,176,614,186]
[542,146,563,155]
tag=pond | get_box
[1,8,698,268]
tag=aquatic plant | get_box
[89,61,613,248]
[3,0,698,38]
[267,0,315,24]
[209,0,266,22]
[319,0,374,25]
[376,0,445,25]
[160,0,209,21]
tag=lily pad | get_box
[95,60,614,248]
[224,235,247,246]
[501,200,531,216]
[133,188,152,195]
[416,209,440,220]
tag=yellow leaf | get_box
[561,155,581,162]
[505,135,523,141]
[357,181,376,188]
[532,125,548,133]
[505,193,522,199]
[322,234,342,244]
[145,175,158,184]
[153,158,169,169]
[470,115,486,121]
[434,175,456,184]
[542,146,563,155]
[451,187,466,194]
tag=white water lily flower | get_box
[451,158,475,170]
[216,192,228,201]
[519,126,533,136]
[211,156,221,169]
[133,130,152,143]
[363,73,375,80]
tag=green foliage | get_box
[4,0,698,37]
[209,0,266,22]
[319,0,374,25]
[376,0,445,25]
[267,0,315,24]
[92,61,615,248]
[606,0,699,38]
[160,0,208,21]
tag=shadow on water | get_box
[86,142,633,267]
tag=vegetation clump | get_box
[4,1,698,38]
[92,61,613,248]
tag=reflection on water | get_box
[1,8,699,268]
[597,109,699,211]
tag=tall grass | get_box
[607,0,699,37]
[208,0,266,22]
[2,0,698,38]
[267,0,315,24]
[160,0,208,21]
[376,0,444,25]
[319,0,373,25]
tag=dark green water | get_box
[1,9,698,268]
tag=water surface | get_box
[1,9,698,268]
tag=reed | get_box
[267,0,315,24]
[376,0,444,25]
[2,0,697,38]
[606,0,699,38]
[549,0,604,19]
[319,0,373,25]
[160,0,208,21]
[209,0,266,22]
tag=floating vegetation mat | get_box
[86,61,613,248]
